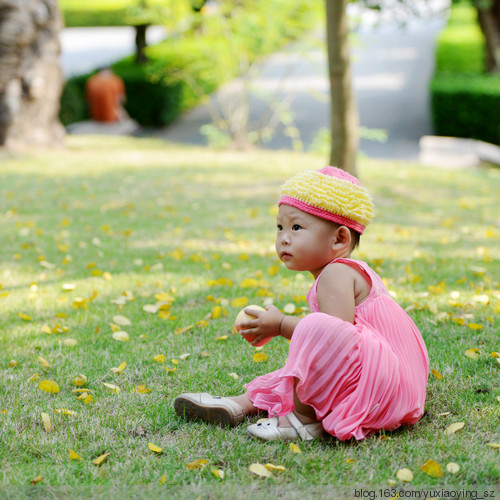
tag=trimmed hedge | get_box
[62,8,127,27]
[431,75,500,145]
[430,4,500,145]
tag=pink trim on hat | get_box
[317,166,362,185]
[279,196,366,234]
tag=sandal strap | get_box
[287,412,318,441]
[287,412,323,441]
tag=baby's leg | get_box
[229,394,261,416]
[277,378,319,427]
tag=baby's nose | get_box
[279,231,291,244]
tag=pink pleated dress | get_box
[245,258,429,441]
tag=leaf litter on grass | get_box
[0,136,499,487]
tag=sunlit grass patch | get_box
[0,136,498,491]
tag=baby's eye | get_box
[292,224,302,231]
[277,224,283,231]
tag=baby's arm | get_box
[316,263,356,323]
[237,305,299,345]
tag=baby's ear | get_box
[332,225,352,248]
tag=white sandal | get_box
[174,392,245,427]
[247,412,324,441]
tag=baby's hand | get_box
[237,305,283,347]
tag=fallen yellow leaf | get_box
[486,443,500,448]
[174,325,194,335]
[112,331,129,342]
[30,475,43,484]
[396,468,414,482]
[62,338,78,347]
[186,459,208,470]
[431,369,443,380]
[110,361,127,374]
[267,264,280,276]
[136,384,152,394]
[211,469,225,479]
[249,463,272,477]
[41,412,52,432]
[265,463,286,472]
[468,323,483,330]
[240,278,258,288]
[73,375,87,387]
[38,356,50,368]
[112,315,131,326]
[420,459,443,478]
[446,462,460,474]
[102,382,120,394]
[445,422,465,435]
[231,297,249,308]
[289,443,301,454]
[253,352,268,363]
[465,348,480,360]
[54,408,78,416]
[109,322,121,332]
[143,304,158,314]
[211,306,222,319]
[8,360,18,367]
[38,380,60,394]
[69,449,82,460]
[92,453,110,466]
[148,443,162,453]
[18,313,32,321]
[153,354,166,363]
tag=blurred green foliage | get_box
[60,0,168,27]
[430,4,500,145]
[59,0,322,127]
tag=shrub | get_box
[431,75,500,145]
[430,4,500,145]
[59,75,88,126]
[61,8,128,27]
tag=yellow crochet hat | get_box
[278,166,374,234]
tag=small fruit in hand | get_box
[235,305,270,346]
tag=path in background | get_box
[60,8,448,161]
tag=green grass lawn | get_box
[0,136,498,496]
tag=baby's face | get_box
[275,205,339,278]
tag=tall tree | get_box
[0,0,65,148]
[325,0,445,175]
[326,0,358,175]
[476,0,500,72]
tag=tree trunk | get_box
[326,0,358,175]
[476,0,500,73]
[0,0,65,148]
[135,24,149,64]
